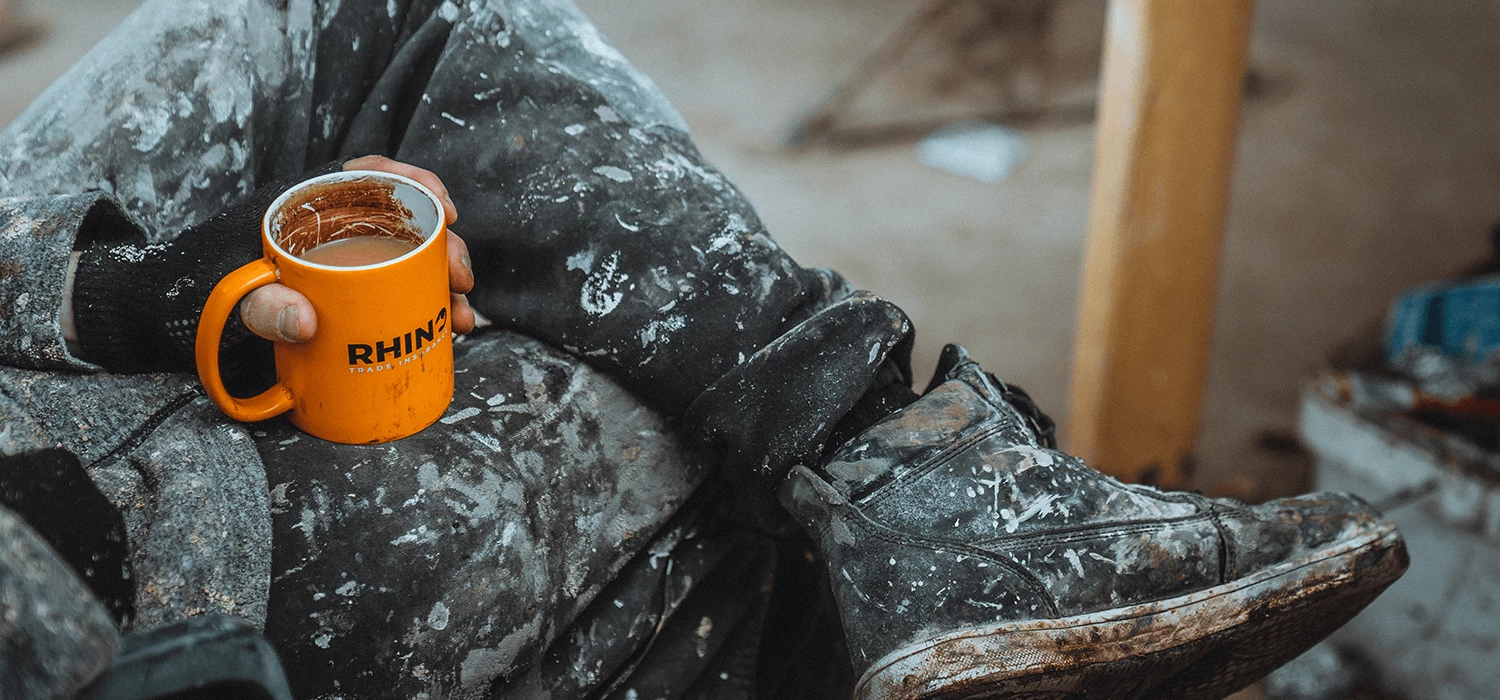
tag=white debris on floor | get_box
[915,120,1029,184]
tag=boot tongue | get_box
[924,344,973,394]
[924,344,1056,448]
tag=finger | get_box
[344,155,459,224]
[448,231,474,294]
[451,293,476,334]
[239,284,318,343]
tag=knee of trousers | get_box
[256,330,702,699]
[682,293,914,493]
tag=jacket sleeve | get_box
[0,193,148,371]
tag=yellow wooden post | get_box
[1066,0,1254,486]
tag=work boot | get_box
[780,345,1408,700]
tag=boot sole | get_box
[854,523,1407,700]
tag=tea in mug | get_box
[300,236,419,267]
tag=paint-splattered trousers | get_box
[0,0,914,697]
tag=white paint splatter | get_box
[318,0,343,27]
[391,525,439,545]
[564,124,586,135]
[418,462,440,489]
[580,251,626,316]
[440,407,481,424]
[270,483,290,508]
[123,104,171,152]
[650,151,724,186]
[614,213,640,231]
[706,232,741,255]
[565,249,595,273]
[593,165,632,182]
[292,508,317,549]
[1062,549,1087,578]
[1003,444,1057,473]
[595,105,621,123]
[428,602,451,630]
[440,112,467,127]
[999,492,1062,533]
[109,243,164,263]
[466,431,504,454]
[638,315,686,347]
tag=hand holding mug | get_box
[196,158,470,444]
[237,156,477,343]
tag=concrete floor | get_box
[4,0,1498,498]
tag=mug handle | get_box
[194,258,295,422]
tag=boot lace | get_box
[987,373,1057,450]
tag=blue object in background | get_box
[1387,275,1500,365]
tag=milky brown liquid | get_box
[298,236,419,267]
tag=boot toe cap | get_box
[1260,491,1389,551]
[1222,491,1397,578]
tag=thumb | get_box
[238,283,318,342]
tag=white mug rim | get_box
[261,169,448,273]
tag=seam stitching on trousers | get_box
[86,386,206,471]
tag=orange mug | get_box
[194,170,455,444]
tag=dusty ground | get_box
[3,0,1498,500]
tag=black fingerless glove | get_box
[72,163,345,374]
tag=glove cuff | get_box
[73,242,193,373]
